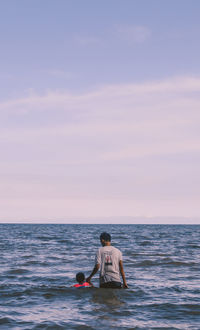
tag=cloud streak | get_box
[0,75,200,219]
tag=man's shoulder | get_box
[97,246,105,253]
[98,245,121,253]
[111,246,122,254]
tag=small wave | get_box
[57,239,71,244]
[23,254,34,259]
[129,252,171,258]
[21,261,49,267]
[139,240,152,246]
[186,244,200,249]
[36,235,61,241]
[1,285,135,302]
[6,268,30,275]
[0,317,15,325]
[0,285,94,299]
[32,320,72,329]
[47,256,61,261]
[134,258,197,267]
[180,303,200,315]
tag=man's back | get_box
[86,232,128,288]
[96,245,122,284]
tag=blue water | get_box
[0,224,200,329]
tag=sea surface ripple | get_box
[0,224,200,329]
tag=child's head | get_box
[76,272,85,283]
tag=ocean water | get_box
[0,224,200,330]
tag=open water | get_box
[0,224,200,329]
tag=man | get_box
[86,232,128,288]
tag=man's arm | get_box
[86,263,100,283]
[119,260,128,288]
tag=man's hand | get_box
[119,260,128,289]
[86,276,92,283]
[123,283,128,289]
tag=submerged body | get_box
[72,282,91,288]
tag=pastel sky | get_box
[1,0,200,222]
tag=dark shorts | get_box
[100,281,122,289]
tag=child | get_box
[72,272,93,288]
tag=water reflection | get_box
[91,288,125,307]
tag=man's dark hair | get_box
[76,272,85,283]
[100,232,111,242]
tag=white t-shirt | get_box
[95,245,122,283]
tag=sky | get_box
[0,0,200,223]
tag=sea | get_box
[0,224,200,329]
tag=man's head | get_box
[76,272,85,283]
[100,232,111,246]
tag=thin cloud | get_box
[1,76,200,125]
[115,25,151,43]
[0,76,200,219]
